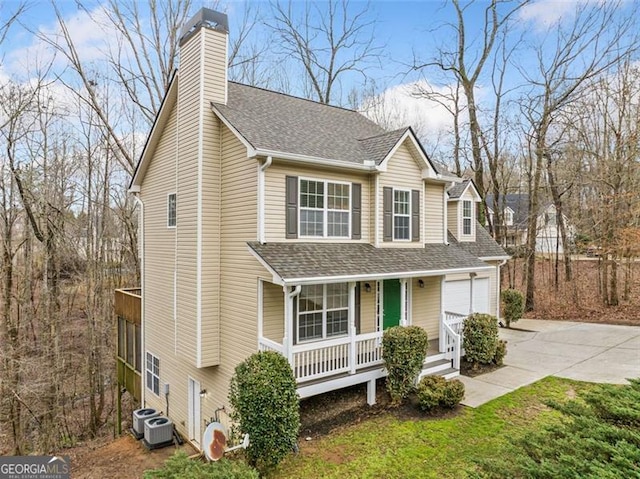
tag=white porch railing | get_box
[259,332,384,383]
[258,337,284,354]
[441,311,467,370]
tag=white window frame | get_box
[504,208,513,226]
[167,193,176,228]
[462,200,473,236]
[146,351,160,396]
[393,188,411,241]
[299,177,351,239]
[296,283,349,343]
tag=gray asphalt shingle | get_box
[248,241,491,281]
[448,222,509,258]
[213,82,386,164]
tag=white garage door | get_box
[444,278,490,315]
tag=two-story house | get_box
[128,8,508,449]
[486,194,575,254]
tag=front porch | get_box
[258,282,468,404]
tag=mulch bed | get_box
[299,378,463,440]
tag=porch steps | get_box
[420,358,460,380]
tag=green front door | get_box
[383,279,401,330]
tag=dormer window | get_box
[505,209,513,226]
[299,178,350,238]
[462,200,473,235]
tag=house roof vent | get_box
[179,8,229,46]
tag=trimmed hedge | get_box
[463,313,506,367]
[144,451,258,479]
[382,326,429,404]
[416,376,465,411]
[501,289,524,327]
[228,351,300,472]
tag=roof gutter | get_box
[281,265,494,287]
[253,148,375,172]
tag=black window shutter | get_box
[351,183,361,239]
[383,187,392,242]
[412,189,420,242]
[285,176,298,239]
[355,283,361,334]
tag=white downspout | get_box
[469,272,476,314]
[132,193,146,405]
[257,156,272,244]
[283,285,301,367]
[374,174,380,247]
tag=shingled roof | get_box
[248,242,491,283]
[485,194,533,227]
[212,82,386,165]
[448,222,509,259]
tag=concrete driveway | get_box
[459,318,640,407]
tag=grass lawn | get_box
[271,377,598,479]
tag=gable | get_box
[130,72,178,191]
[376,128,438,179]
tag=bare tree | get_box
[268,0,383,104]
[519,0,638,310]
[412,0,527,201]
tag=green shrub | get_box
[440,379,465,408]
[416,376,465,411]
[144,451,258,479]
[416,376,444,411]
[382,326,429,404]
[228,351,300,472]
[463,313,502,367]
[501,289,524,327]
[493,340,507,366]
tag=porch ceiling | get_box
[248,241,491,284]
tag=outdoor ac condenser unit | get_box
[132,408,159,438]
[144,417,174,448]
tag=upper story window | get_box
[462,200,473,235]
[504,209,513,226]
[297,283,349,342]
[167,193,176,228]
[393,189,411,240]
[299,178,350,238]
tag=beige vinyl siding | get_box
[262,281,284,343]
[378,142,424,248]
[411,277,441,339]
[203,28,227,104]
[200,91,223,368]
[359,282,377,333]
[264,162,372,242]
[175,35,201,366]
[141,99,177,373]
[447,202,458,240]
[488,262,498,317]
[425,183,444,243]
[219,124,264,369]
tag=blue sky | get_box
[1,0,636,150]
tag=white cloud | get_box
[360,81,453,136]
[518,0,605,28]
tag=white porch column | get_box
[257,280,263,349]
[348,281,357,374]
[283,285,301,366]
[400,279,408,326]
[439,276,445,352]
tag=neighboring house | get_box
[127,8,508,449]
[486,194,575,254]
